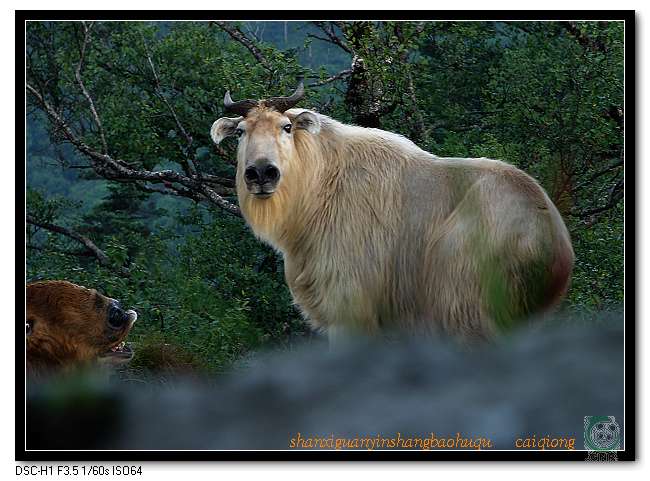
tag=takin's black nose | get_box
[244,162,280,186]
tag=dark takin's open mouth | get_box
[99,341,134,365]
[99,308,137,365]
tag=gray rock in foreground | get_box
[27,317,625,451]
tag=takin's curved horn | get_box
[266,79,305,113]
[223,91,259,116]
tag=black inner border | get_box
[16,9,636,462]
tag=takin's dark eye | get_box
[283,124,292,134]
[235,128,244,137]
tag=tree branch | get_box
[26,82,241,216]
[581,158,624,186]
[26,215,129,275]
[199,173,236,188]
[74,22,108,155]
[141,33,195,174]
[213,21,273,71]
[571,177,624,219]
[307,69,352,88]
[312,22,353,54]
[133,180,234,199]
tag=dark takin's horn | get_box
[265,79,305,113]
[223,91,259,116]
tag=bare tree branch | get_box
[307,69,352,88]
[571,177,624,219]
[199,173,236,188]
[312,22,353,54]
[26,82,242,216]
[132,182,202,201]
[577,158,624,188]
[212,21,273,71]
[141,33,195,174]
[26,215,129,275]
[74,21,108,155]
[133,180,234,199]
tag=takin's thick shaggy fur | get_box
[212,107,574,341]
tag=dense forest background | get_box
[25,21,624,372]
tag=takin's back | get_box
[282,119,574,341]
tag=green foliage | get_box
[567,206,624,310]
[26,21,624,372]
[26,204,301,372]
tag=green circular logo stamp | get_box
[584,416,620,451]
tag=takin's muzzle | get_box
[244,158,281,198]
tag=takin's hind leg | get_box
[421,232,499,339]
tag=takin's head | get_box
[26,280,138,373]
[210,80,321,200]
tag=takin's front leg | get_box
[326,324,359,350]
[324,292,384,348]
[326,325,344,349]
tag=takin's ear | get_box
[290,111,320,135]
[210,117,243,145]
